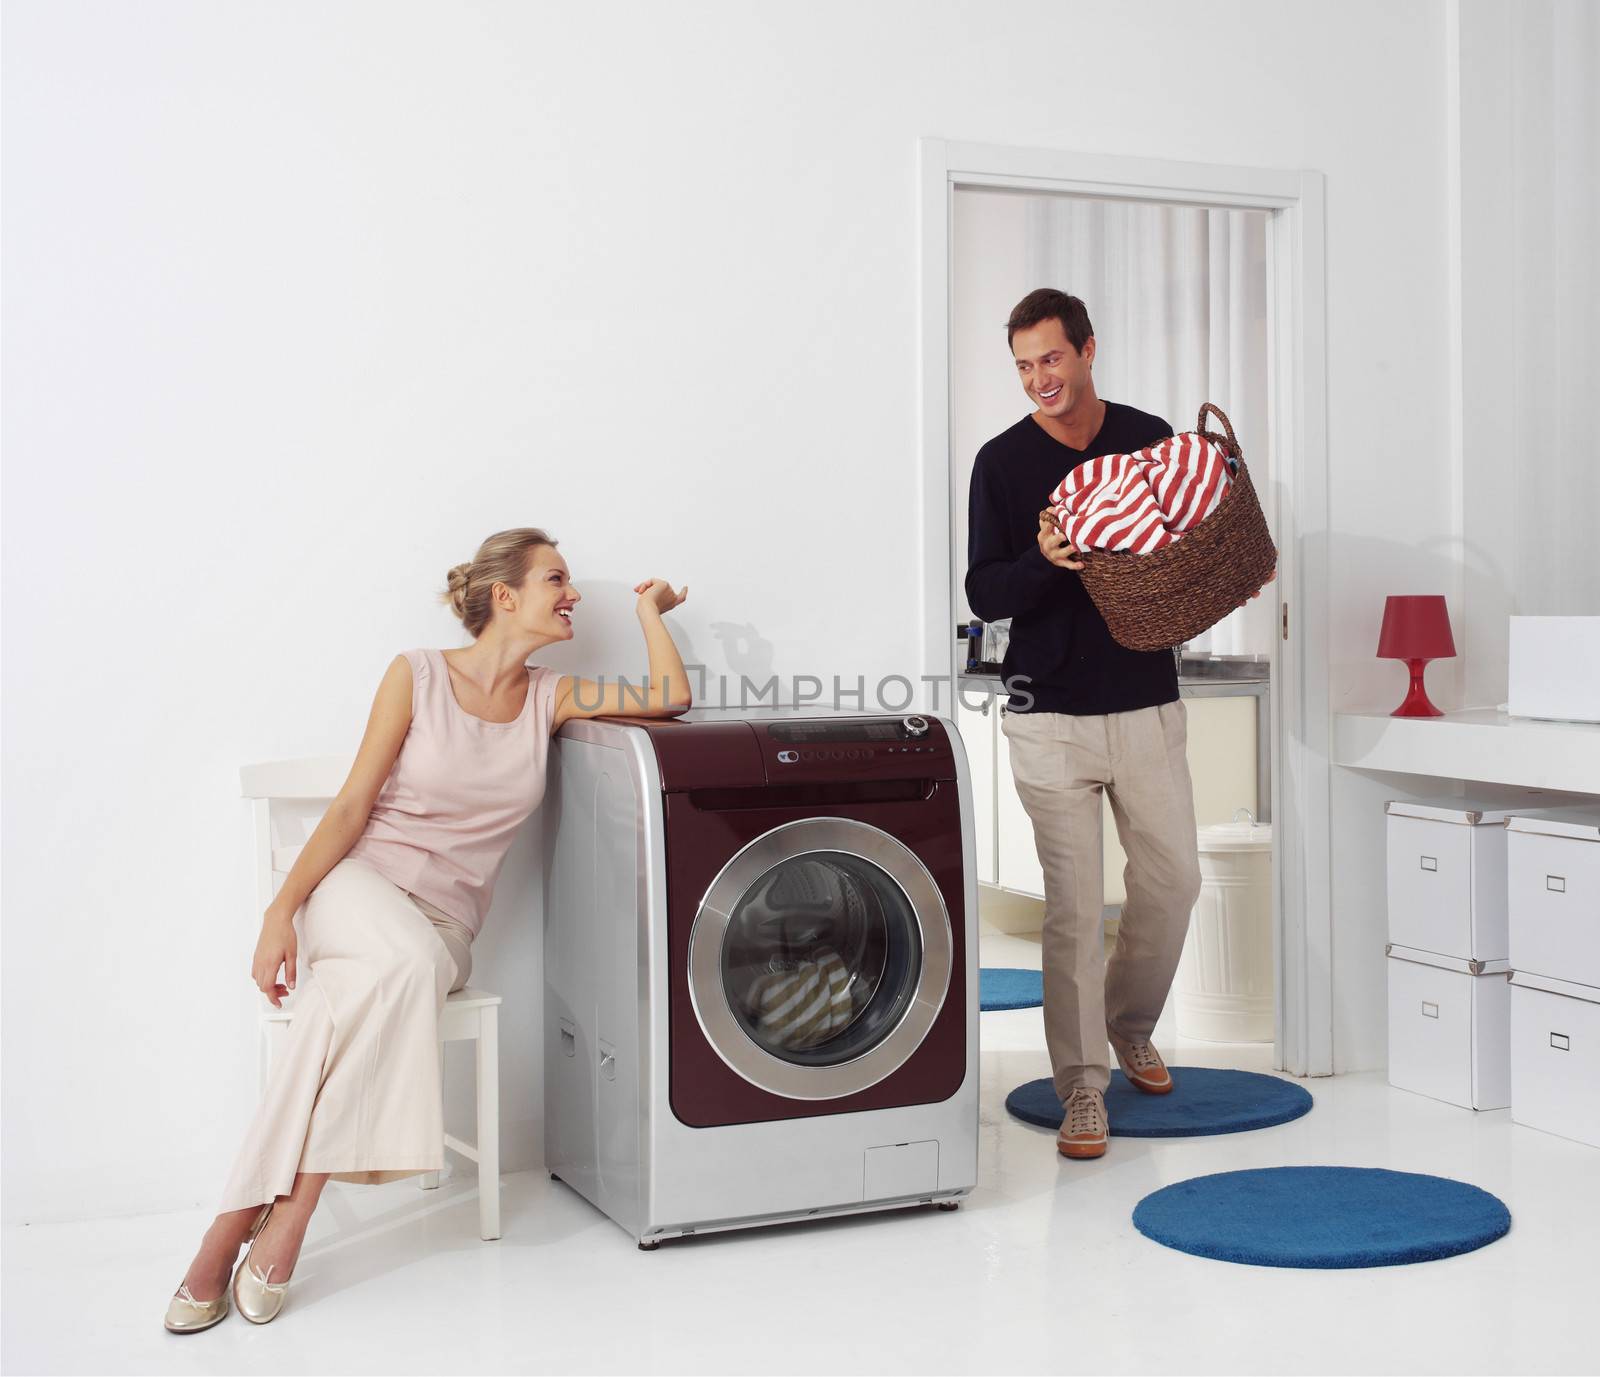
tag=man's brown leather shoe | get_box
[1114,1039,1173,1094]
[1056,1087,1108,1159]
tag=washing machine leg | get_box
[638,1239,660,1252]
[937,1200,961,1211]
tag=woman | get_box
[165,527,691,1332]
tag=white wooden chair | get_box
[241,757,503,1241]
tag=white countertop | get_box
[1333,708,1600,795]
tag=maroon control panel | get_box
[635,714,958,790]
[751,716,957,785]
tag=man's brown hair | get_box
[1006,288,1094,353]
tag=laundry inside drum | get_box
[721,852,924,1066]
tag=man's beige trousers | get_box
[1001,701,1203,1100]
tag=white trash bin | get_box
[1175,809,1274,1043]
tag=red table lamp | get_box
[1377,595,1456,717]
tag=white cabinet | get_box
[1380,796,1555,1113]
[953,694,996,887]
[1385,946,1510,1110]
[1505,809,1600,1149]
[1509,972,1600,1147]
[1384,801,1517,962]
[1507,810,1600,990]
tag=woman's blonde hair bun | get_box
[444,562,475,620]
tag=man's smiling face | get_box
[1011,317,1095,421]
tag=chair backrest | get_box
[241,756,353,1017]
[243,755,504,1028]
[240,756,353,917]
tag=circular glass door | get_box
[688,817,952,1100]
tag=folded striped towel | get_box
[1047,432,1237,555]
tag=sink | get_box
[1177,655,1269,683]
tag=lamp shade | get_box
[1377,595,1456,660]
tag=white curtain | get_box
[1024,196,1274,657]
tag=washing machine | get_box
[542,707,978,1247]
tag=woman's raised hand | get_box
[251,915,297,1008]
[634,579,688,616]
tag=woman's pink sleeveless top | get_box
[346,648,562,937]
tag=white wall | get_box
[1330,0,1600,1073]
[1454,0,1600,712]
[4,0,1463,1224]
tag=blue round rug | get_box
[979,967,1044,1011]
[1133,1167,1511,1268]
[1005,1067,1313,1137]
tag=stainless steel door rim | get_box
[687,816,953,1100]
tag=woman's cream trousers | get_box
[216,857,473,1213]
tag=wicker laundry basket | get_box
[1050,403,1278,652]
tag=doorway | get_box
[917,141,1331,1077]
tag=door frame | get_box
[917,139,1331,1077]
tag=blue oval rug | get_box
[979,967,1044,1011]
[1005,1067,1313,1137]
[1133,1167,1512,1268]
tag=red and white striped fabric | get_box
[1047,433,1236,555]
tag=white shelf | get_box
[1333,709,1600,795]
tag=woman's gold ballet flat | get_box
[231,1205,291,1324]
[163,1282,229,1335]
[164,1203,272,1334]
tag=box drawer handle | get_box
[1421,1001,1439,1019]
[1419,855,1438,872]
[1551,1032,1570,1052]
[1546,874,1566,893]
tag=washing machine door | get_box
[687,816,952,1100]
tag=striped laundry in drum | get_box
[1047,432,1236,554]
[748,947,853,1051]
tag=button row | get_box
[775,746,938,763]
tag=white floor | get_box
[5,925,1596,1376]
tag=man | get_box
[964,288,1203,1160]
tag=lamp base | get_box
[1392,658,1443,717]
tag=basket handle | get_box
[1196,402,1241,457]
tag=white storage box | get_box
[1509,971,1600,1148]
[1508,616,1600,723]
[1507,809,1600,990]
[1386,944,1510,1110]
[1385,799,1532,962]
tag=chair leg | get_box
[420,1044,445,1190]
[476,1006,500,1240]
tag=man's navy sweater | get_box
[965,402,1179,716]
